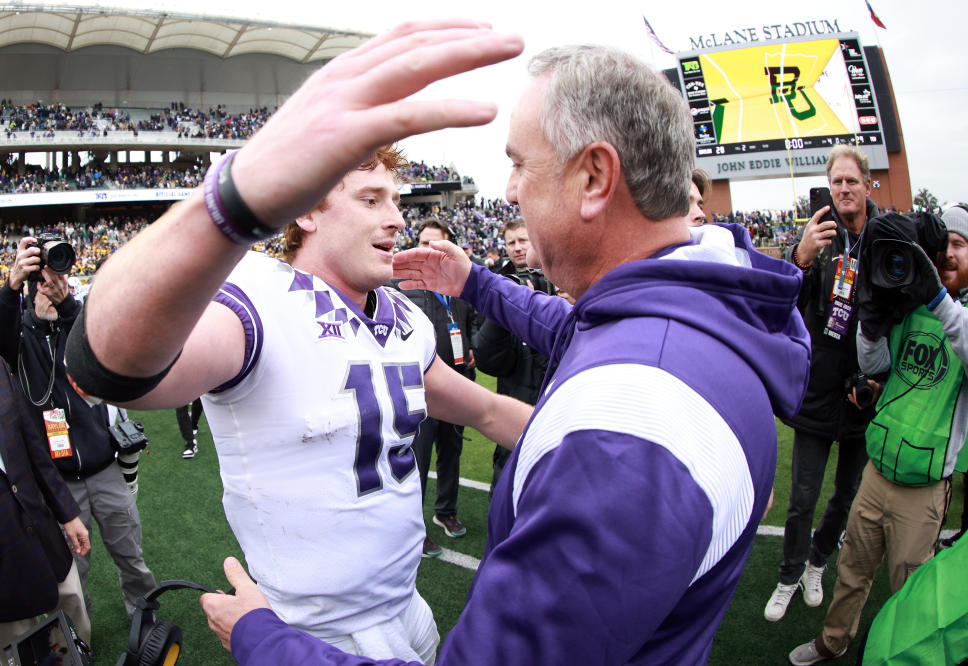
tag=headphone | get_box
[116,580,216,666]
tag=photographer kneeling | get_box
[789,206,968,665]
[0,236,156,627]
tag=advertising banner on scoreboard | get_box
[678,32,888,180]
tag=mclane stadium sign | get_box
[688,19,846,50]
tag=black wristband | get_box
[204,151,279,245]
[64,303,181,403]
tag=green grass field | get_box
[83,373,963,664]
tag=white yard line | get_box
[429,473,960,571]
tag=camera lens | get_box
[42,241,76,274]
[882,249,908,283]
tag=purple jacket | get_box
[231,224,810,665]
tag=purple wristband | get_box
[203,151,279,245]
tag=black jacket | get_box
[393,284,478,380]
[0,364,80,621]
[0,283,116,479]
[472,265,549,405]
[782,198,879,439]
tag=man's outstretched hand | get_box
[200,557,271,652]
[394,239,473,296]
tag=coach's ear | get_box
[576,141,621,221]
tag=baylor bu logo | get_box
[896,331,949,389]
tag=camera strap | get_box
[17,327,59,407]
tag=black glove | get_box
[901,243,946,307]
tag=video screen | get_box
[680,35,886,159]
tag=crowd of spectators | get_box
[712,209,802,250]
[401,160,460,183]
[0,195,813,287]
[0,159,467,195]
[1,99,273,141]
[398,197,520,255]
[0,163,205,194]
[0,216,148,284]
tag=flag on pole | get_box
[865,0,887,29]
[642,16,674,55]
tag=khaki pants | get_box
[0,561,91,650]
[821,460,948,655]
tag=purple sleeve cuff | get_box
[211,282,263,393]
[232,607,423,666]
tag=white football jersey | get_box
[202,252,437,638]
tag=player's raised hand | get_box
[394,239,472,296]
[231,20,524,228]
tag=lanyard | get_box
[837,228,855,292]
[433,293,454,324]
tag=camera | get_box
[871,239,918,289]
[27,233,77,280]
[110,419,148,453]
[506,268,556,296]
[845,372,875,409]
[863,212,948,291]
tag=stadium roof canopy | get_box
[0,3,373,62]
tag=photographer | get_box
[473,218,551,493]
[766,146,878,622]
[789,206,968,664]
[0,236,156,623]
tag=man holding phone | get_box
[765,145,880,622]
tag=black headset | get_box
[116,580,216,666]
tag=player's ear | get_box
[295,214,316,233]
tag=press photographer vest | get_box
[867,305,967,486]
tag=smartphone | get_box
[809,187,834,222]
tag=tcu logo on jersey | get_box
[373,324,390,337]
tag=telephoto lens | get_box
[42,239,77,274]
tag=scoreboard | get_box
[677,33,889,179]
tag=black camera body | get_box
[863,212,948,292]
[506,268,556,296]
[845,372,875,409]
[110,419,148,453]
[28,233,77,280]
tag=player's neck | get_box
[291,255,369,310]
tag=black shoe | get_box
[433,513,467,538]
[182,440,198,459]
[422,536,442,558]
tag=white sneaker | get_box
[789,639,845,665]
[800,563,825,607]
[765,581,799,622]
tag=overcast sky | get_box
[59,0,968,210]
